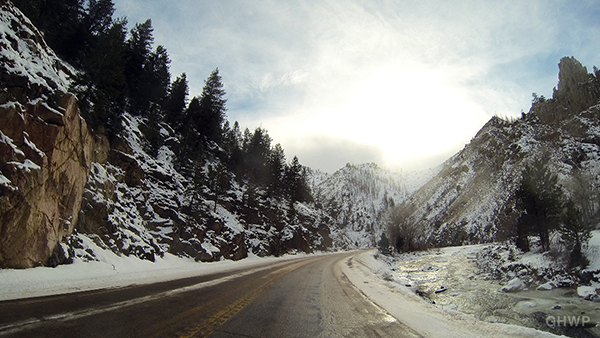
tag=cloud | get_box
[112,0,600,172]
[258,70,309,93]
[283,135,386,174]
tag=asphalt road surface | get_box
[0,252,422,338]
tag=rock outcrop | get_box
[535,57,600,123]
[0,1,93,268]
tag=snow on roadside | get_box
[0,240,323,302]
[342,249,566,338]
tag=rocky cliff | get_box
[0,1,93,268]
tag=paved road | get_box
[0,252,421,337]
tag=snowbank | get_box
[0,246,323,301]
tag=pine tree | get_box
[13,0,86,64]
[73,16,128,135]
[136,44,170,155]
[126,19,154,63]
[85,0,116,37]
[197,68,227,142]
[146,45,171,112]
[222,121,242,151]
[223,121,244,177]
[207,162,230,212]
[179,97,204,163]
[125,19,154,115]
[515,159,564,252]
[165,73,189,131]
[16,0,129,135]
[241,128,252,150]
[244,128,272,185]
[285,156,312,203]
[377,233,391,255]
[267,143,286,197]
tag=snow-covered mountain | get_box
[394,57,600,247]
[309,163,439,248]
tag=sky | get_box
[112,0,600,173]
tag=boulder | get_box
[537,281,557,291]
[499,277,526,292]
[577,286,598,301]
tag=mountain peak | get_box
[527,57,600,123]
[554,56,595,100]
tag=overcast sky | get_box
[113,0,600,173]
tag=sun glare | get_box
[317,65,489,168]
[249,64,491,172]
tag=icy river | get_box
[385,245,600,337]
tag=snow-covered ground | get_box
[344,232,600,337]
[343,250,570,337]
[0,241,323,302]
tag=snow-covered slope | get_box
[0,1,73,97]
[395,57,600,247]
[74,113,334,263]
[309,163,440,248]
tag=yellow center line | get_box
[177,259,312,338]
[177,280,270,338]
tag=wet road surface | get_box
[0,252,421,338]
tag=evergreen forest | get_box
[13,0,313,206]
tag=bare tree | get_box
[384,206,427,253]
[565,170,600,229]
[559,199,592,269]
